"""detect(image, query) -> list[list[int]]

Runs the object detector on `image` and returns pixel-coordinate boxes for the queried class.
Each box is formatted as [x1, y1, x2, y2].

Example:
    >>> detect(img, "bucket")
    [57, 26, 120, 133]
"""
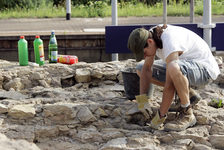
[121, 70, 140, 100]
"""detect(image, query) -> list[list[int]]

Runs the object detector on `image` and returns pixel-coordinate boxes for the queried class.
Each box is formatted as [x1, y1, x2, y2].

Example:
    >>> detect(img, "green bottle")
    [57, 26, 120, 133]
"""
[34, 35, 45, 66]
[48, 30, 58, 63]
[18, 36, 28, 66]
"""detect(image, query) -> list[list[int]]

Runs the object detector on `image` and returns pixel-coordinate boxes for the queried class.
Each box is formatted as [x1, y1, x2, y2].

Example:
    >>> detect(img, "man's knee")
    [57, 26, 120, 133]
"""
[167, 61, 182, 79]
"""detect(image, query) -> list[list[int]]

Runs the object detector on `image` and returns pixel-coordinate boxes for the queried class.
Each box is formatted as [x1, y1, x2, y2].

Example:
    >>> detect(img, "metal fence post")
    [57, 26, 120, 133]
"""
[198, 0, 216, 51]
[163, 0, 167, 24]
[111, 0, 118, 61]
[66, 0, 71, 20]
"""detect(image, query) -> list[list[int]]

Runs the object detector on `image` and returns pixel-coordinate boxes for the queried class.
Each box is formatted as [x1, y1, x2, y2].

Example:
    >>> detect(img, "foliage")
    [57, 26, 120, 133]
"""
[0, 0, 51, 10]
[52, 0, 66, 7]
[85, 1, 109, 17]
[0, 0, 223, 19]
[72, 0, 110, 6]
[0, 0, 192, 10]
[208, 98, 224, 108]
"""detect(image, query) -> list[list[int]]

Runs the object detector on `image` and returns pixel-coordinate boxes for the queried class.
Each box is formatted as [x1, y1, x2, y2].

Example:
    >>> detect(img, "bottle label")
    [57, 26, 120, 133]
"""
[58, 55, 70, 63]
[57, 55, 78, 64]
[40, 56, 44, 62]
[39, 44, 45, 62]
[51, 51, 58, 61]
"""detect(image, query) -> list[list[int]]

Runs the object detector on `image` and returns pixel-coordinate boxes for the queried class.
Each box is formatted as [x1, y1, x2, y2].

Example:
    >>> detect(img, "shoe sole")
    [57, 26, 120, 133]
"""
[164, 117, 197, 132]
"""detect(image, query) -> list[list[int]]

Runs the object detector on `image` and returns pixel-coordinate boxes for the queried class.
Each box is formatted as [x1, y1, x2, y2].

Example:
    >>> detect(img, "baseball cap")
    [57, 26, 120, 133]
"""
[127, 28, 149, 62]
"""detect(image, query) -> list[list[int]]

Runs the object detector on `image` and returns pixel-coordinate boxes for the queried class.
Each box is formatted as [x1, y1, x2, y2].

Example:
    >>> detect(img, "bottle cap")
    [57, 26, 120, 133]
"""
[35, 35, 40, 38]
[20, 36, 25, 39]
[51, 30, 55, 34]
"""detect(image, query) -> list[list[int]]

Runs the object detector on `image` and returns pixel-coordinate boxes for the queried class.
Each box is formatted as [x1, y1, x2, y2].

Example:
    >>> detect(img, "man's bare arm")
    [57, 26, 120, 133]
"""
[140, 56, 155, 94]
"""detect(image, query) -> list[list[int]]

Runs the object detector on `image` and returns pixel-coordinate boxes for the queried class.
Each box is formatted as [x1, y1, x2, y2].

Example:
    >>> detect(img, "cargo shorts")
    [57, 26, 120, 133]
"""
[136, 59, 212, 87]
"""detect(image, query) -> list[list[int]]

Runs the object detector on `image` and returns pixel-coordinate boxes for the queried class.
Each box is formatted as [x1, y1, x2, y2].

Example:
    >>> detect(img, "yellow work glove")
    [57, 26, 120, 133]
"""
[135, 94, 152, 119]
[150, 111, 166, 130]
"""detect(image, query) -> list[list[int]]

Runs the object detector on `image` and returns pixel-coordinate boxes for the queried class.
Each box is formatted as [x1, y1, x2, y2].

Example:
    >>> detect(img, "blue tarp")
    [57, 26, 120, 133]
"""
[106, 23, 224, 53]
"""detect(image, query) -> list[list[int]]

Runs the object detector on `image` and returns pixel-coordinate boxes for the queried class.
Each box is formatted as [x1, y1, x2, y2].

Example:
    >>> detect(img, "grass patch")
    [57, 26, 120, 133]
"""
[0, 7, 66, 19]
[208, 98, 224, 108]
[118, 3, 162, 17]
[0, 1, 223, 19]
[212, 1, 224, 15]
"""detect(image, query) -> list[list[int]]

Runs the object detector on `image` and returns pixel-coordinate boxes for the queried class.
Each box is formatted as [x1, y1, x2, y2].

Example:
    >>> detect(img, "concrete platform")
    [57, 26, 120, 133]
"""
[1, 16, 224, 36]
[0, 16, 224, 62]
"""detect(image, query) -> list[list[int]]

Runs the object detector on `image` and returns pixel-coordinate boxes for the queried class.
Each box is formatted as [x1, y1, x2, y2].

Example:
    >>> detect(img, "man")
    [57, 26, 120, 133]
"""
[127, 24, 220, 131]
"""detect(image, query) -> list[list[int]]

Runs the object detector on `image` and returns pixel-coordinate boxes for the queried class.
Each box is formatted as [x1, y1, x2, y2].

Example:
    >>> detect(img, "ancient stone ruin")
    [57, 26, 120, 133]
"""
[0, 58, 224, 150]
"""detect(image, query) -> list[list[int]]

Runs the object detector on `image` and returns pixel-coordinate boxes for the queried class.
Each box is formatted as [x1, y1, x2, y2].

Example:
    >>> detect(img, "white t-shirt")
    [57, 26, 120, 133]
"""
[156, 25, 220, 80]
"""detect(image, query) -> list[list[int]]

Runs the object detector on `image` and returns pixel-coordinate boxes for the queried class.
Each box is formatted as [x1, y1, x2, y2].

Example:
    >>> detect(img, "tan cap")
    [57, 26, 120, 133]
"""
[127, 28, 149, 62]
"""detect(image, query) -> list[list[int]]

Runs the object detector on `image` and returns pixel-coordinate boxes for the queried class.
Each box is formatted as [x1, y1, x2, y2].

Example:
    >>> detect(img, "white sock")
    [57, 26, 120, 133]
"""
[181, 102, 190, 108]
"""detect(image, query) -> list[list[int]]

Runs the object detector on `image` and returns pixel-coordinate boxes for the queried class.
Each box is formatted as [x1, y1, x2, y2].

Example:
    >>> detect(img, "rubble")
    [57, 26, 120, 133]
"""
[0, 58, 223, 150]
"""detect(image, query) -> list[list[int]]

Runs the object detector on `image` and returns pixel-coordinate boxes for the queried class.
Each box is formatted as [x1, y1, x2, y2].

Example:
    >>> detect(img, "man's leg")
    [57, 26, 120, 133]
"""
[163, 61, 196, 131]
[136, 60, 201, 106]
[166, 61, 189, 106]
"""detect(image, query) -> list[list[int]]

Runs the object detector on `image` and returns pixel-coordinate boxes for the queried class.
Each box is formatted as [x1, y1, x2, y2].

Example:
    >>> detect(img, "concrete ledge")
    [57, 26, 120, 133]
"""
[0, 31, 105, 36]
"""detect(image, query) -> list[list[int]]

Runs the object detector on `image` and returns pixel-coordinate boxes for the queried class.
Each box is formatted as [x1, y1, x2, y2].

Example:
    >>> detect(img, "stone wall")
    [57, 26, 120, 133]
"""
[0, 58, 224, 150]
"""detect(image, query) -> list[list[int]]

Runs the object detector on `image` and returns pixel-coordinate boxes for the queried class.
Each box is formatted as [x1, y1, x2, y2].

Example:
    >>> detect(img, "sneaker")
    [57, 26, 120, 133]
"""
[165, 106, 196, 131]
[169, 88, 201, 112]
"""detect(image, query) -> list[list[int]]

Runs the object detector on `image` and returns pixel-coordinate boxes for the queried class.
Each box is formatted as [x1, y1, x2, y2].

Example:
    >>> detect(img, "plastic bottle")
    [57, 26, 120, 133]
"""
[57, 55, 78, 65]
[48, 30, 58, 63]
[34, 35, 45, 66]
[18, 36, 28, 66]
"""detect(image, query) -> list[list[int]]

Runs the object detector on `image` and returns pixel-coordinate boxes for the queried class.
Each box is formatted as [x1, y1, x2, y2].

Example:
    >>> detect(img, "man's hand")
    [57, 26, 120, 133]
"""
[150, 111, 166, 130]
[135, 94, 153, 119]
